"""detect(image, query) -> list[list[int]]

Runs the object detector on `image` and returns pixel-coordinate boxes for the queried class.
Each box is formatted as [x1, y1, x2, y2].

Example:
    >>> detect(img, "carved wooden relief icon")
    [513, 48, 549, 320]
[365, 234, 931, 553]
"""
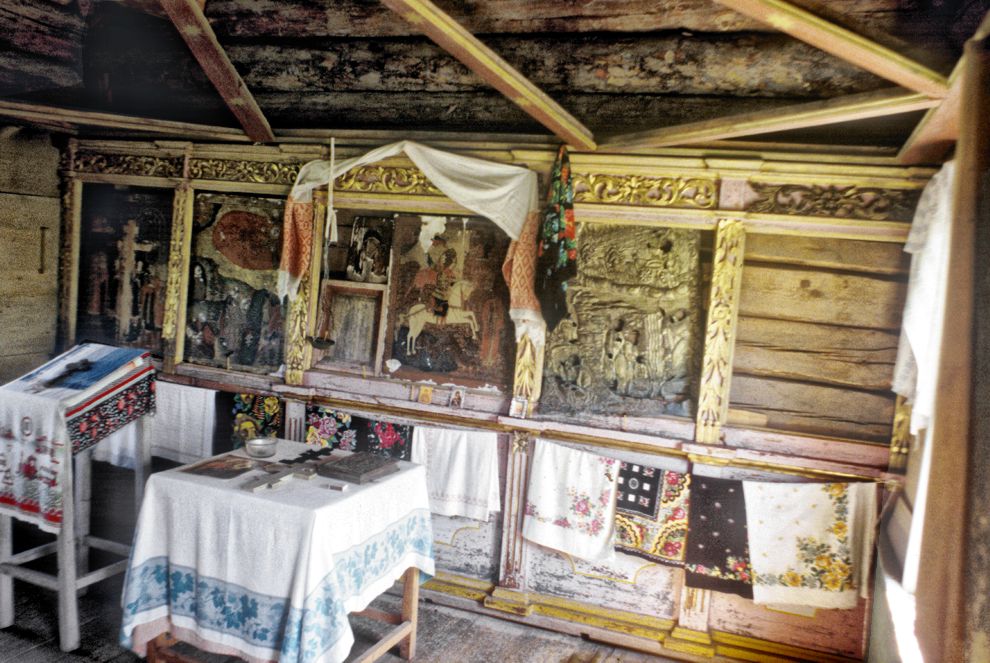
[184, 192, 285, 374]
[384, 214, 513, 386]
[540, 224, 702, 418]
[75, 184, 173, 355]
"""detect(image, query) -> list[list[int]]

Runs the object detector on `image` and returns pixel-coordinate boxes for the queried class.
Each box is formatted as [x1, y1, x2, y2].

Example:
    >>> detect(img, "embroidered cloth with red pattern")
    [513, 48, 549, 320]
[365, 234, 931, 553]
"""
[0, 343, 155, 531]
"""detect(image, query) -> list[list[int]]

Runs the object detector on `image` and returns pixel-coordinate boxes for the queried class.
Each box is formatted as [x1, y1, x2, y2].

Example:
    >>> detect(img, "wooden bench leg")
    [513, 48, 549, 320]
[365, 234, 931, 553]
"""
[0, 515, 12, 628]
[57, 459, 80, 652]
[399, 567, 419, 660]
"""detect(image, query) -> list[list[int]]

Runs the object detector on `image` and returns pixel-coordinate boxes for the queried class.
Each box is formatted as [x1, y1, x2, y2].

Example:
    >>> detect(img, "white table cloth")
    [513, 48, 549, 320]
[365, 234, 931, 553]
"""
[120, 441, 435, 663]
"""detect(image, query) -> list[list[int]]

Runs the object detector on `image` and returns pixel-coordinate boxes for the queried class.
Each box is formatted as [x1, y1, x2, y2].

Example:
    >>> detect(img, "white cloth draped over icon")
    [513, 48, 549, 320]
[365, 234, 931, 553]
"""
[411, 425, 501, 522]
[743, 481, 878, 609]
[522, 439, 619, 562]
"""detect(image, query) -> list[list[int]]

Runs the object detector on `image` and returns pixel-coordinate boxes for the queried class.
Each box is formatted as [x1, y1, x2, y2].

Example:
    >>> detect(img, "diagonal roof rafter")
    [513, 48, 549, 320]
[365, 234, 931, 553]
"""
[379, 0, 596, 150]
[158, 0, 275, 142]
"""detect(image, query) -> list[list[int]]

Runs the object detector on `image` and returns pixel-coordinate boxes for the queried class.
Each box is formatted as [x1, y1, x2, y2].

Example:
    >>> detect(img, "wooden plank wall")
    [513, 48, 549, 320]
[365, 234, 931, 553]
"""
[729, 234, 909, 443]
[0, 127, 60, 382]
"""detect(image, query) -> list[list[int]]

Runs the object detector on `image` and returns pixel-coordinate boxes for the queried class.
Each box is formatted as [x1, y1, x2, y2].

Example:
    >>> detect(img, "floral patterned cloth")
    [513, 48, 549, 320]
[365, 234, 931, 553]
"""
[121, 440, 434, 663]
[232, 393, 282, 447]
[743, 481, 877, 609]
[305, 406, 413, 460]
[535, 145, 577, 332]
[522, 439, 618, 562]
[684, 476, 753, 599]
[0, 344, 155, 532]
[614, 463, 690, 567]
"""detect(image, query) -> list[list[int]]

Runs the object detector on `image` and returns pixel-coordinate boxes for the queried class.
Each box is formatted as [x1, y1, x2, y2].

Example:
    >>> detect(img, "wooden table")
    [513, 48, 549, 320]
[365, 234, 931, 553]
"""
[122, 441, 434, 663]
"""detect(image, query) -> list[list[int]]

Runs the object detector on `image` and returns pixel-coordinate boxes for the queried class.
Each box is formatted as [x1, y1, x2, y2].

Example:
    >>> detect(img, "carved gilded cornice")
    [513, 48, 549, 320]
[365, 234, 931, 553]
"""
[746, 182, 921, 222]
[188, 158, 301, 185]
[572, 172, 718, 209]
[73, 152, 184, 178]
[335, 165, 443, 196]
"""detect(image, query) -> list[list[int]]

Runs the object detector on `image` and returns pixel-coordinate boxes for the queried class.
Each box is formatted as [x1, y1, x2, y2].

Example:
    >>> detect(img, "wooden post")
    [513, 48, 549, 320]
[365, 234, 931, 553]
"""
[134, 416, 151, 508]
[399, 567, 419, 659]
[57, 441, 80, 651]
[914, 29, 989, 663]
[73, 449, 92, 587]
[0, 515, 12, 628]
[485, 431, 534, 616]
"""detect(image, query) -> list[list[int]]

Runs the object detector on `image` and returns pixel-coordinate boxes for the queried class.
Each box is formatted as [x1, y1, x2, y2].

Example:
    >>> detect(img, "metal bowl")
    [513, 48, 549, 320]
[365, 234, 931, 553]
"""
[244, 437, 277, 458]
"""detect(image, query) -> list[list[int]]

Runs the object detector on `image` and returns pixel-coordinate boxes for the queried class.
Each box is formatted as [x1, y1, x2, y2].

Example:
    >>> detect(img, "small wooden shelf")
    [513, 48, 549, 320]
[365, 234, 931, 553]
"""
[324, 278, 387, 293]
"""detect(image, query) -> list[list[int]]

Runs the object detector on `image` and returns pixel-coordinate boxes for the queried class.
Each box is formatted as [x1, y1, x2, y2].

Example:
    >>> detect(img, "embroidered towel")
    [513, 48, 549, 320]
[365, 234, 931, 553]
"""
[307, 406, 414, 460]
[411, 426, 500, 521]
[522, 439, 618, 562]
[614, 462, 690, 566]
[148, 382, 216, 464]
[684, 476, 753, 599]
[743, 481, 878, 609]
[0, 389, 69, 532]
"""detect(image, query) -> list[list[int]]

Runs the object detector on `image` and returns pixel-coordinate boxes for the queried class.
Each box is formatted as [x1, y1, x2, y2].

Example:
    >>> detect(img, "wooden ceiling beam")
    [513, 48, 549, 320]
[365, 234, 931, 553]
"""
[600, 88, 938, 151]
[379, 0, 596, 150]
[0, 99, 250, 141]
[159, 0, 275, 142]
[713, 0, 950, 99]
[897, 59, 964, 164]
[898, 13, 990, 164]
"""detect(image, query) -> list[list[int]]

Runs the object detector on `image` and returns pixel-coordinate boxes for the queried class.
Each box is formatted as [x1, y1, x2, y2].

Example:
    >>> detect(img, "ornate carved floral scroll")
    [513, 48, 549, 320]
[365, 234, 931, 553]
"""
[334, 165, 444, 196]
[161, 184, 191, 357]
[540, 224, 702, 418]
[188, 158, 301, 185]
[572, 173, 718, 209]
[73, 152, 184, 179]
[745, 182, 921, 222]
[695, 219, 746, 445]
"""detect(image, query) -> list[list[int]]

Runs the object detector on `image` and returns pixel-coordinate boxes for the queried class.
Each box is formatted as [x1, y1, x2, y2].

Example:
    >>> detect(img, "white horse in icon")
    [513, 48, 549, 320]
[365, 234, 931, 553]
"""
[404, 280, 478, 355]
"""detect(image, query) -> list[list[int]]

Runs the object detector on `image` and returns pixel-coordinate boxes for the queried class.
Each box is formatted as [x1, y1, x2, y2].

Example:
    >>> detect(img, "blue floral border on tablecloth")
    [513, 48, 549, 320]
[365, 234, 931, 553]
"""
[120, 509, 433, 662]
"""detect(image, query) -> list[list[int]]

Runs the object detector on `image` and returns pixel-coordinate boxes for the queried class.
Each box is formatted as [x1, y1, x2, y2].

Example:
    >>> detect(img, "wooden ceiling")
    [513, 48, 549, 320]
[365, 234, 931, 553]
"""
[0, 0, 986, 161]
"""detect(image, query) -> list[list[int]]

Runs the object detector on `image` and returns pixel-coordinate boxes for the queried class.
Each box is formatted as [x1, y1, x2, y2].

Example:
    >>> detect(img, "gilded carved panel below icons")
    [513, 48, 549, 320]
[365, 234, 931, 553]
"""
[540, 224, 701, 418]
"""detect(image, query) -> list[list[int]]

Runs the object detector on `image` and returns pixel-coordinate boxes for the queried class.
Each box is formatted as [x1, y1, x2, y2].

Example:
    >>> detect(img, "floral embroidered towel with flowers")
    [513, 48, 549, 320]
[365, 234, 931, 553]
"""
[614, 462, 690, 566]
[522, 439, 618, 562]
[743, 481, 878, 609]
[684, 476, 753, 599]
[411, 426, 500, 521]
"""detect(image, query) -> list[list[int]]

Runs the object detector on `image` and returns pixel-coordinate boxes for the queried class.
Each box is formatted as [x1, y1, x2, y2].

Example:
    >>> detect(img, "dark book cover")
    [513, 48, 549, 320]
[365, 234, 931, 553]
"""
[317, 451, 399, 484]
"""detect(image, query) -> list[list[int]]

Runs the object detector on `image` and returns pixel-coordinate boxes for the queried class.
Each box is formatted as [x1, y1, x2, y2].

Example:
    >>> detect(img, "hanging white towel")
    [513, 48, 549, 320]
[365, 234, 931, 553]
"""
[92, 418, 141, 469]
[411, 426, 500, 521]
[522, 439, 618, 562]
[891, 161, 955, 435]
[93, 381, 216, 466]
[743, 481, 877, 609]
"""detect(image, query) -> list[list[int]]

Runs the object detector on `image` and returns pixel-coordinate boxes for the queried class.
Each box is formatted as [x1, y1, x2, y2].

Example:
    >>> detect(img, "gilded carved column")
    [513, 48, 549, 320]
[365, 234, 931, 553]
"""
[284, 191, 326, 386]
[694, 218, 746, 445]
[888, 395, 912, 472]
[668, 217, 746, 658]
[484, 431, 535, 615]
[161, 183, 194, 373]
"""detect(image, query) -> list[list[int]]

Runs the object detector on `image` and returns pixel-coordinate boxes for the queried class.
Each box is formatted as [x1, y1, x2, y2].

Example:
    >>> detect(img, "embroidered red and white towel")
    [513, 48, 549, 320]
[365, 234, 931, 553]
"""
[411, 426, 500, 521]
[743, 481, 878, 609]
[522, 439, 618, 562]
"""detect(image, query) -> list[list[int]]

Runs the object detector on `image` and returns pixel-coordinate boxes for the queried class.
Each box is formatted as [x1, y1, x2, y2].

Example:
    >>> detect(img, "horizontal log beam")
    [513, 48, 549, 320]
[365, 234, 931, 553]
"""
[201, 0, 972, 45]
[714, 0, 949, 98]
[600, 88, 938, 150]
[228, 34, 882, 98]
[159, 0, 275, 142]
[380, 0, 595, 149]
[0, 99, 248, 141]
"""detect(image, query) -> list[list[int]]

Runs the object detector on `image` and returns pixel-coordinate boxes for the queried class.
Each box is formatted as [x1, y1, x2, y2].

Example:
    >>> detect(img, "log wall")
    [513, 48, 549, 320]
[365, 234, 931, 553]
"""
[0, 127, 60, 382]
